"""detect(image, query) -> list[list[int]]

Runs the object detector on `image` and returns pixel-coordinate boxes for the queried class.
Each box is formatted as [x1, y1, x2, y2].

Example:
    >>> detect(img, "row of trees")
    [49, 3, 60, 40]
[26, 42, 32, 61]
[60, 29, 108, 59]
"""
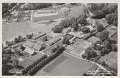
[27, 45, 65, 75]
[22, 55, 48, 75]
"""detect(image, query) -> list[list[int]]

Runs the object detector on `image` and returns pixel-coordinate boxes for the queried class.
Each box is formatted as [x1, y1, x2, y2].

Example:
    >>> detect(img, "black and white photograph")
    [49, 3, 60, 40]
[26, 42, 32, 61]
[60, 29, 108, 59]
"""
[2, 3, 118, 76]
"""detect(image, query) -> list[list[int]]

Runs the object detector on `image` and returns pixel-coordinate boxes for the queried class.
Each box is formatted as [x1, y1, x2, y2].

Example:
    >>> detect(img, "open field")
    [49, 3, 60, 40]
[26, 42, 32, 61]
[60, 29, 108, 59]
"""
[35, 53, 97, 76]
[2, 18, 64, 42]
[66, 5, 86, 19]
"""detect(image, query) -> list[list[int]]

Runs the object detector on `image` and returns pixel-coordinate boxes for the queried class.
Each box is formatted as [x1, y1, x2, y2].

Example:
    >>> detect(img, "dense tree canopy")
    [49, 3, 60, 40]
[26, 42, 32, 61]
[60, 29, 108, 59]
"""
[96, 23, 105, 32]
[84, 47, 97, 60]
[88, 3, 118, 19]
[62, 37, 70, 45]
[112, 44, 117, 52]
[77, 16, 87, 26]
[105, 13, 117, 26]
[71, 22, 79, 31]
[99, 30, 109, 41]
[52, 25, 63, 33]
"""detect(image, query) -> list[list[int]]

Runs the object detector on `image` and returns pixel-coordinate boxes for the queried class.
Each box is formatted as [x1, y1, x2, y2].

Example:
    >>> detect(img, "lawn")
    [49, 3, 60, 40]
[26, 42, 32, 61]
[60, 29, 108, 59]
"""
[73, 38, 92, 49]
[33, 14, 62, 22]
[35, 53, 97, 76]
[87, 36, 100, 43]
[66, 5, 86, 19]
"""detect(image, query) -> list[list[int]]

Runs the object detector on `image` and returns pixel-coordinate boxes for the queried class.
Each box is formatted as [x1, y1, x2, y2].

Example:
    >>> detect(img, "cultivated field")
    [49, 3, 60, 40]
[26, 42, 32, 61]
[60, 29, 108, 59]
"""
[35, 53, 97, 76]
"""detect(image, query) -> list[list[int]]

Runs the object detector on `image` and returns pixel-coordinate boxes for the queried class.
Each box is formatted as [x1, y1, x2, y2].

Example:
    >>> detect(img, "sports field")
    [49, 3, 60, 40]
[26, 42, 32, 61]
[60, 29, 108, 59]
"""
[35, 53, 97, 76]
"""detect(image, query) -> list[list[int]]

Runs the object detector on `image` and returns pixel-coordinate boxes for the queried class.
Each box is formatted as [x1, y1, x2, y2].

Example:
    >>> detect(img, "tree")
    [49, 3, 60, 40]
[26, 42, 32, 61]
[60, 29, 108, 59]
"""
[52, 25, 63, 33]
[96, 23, 104, 32]
[71, 22, 79, 31]
[105, 13, 117, 26]
[92, 42, 102, 51]
[59, 20, 66, 28]
[26, 33, 33, 39]
[84, 47, 97, 60]
[103, 39, 111, 49]
[51, 45, 59, 53]
[13, 60, 19, 68]
[100, 47, 111, 56]
[112, 44, 117, 52]
[62, 37, 70, 45]
[77, 16, 87, 26]
[42, 36, 48, 41]
[81, 27, 90, 34]
[14, 38, 19, 44]
[6, 41, 10, 46]
[99, 30, 109, 41]
[18, 35, 22, 42]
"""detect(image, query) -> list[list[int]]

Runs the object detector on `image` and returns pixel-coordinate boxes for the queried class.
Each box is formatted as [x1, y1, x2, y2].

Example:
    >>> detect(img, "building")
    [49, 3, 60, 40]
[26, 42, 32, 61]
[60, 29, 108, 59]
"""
[46, 36, 61, 46]
[23, 40, 44, 54]
[32, 32, 46, 40]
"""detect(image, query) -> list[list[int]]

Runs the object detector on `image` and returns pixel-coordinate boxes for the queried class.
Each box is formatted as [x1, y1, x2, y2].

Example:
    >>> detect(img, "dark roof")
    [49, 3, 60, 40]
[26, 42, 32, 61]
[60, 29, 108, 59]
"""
[32, 32, 46, 40]
[46, 36, 61, 46]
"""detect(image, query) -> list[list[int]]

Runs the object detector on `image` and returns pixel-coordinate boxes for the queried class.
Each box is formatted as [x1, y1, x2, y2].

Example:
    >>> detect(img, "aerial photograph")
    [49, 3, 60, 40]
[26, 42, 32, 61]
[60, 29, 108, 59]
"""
[2, 3, 118, 76]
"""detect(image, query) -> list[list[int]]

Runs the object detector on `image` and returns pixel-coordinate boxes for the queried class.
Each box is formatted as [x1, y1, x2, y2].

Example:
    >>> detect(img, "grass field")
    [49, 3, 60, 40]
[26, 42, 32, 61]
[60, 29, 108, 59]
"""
[66, 5, 86, 19]
[35, 53, 97, 76]
[2, 18, 63, 42]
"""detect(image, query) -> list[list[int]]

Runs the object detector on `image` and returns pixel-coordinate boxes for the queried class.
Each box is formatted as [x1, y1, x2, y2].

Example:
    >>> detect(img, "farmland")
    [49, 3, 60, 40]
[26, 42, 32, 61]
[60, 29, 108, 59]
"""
[35, 53, 97, 76]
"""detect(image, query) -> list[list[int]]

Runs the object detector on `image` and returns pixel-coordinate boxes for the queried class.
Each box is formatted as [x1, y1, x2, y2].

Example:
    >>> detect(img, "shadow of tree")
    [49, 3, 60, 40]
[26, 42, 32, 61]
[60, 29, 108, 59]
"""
[2, 64, 14, 76]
